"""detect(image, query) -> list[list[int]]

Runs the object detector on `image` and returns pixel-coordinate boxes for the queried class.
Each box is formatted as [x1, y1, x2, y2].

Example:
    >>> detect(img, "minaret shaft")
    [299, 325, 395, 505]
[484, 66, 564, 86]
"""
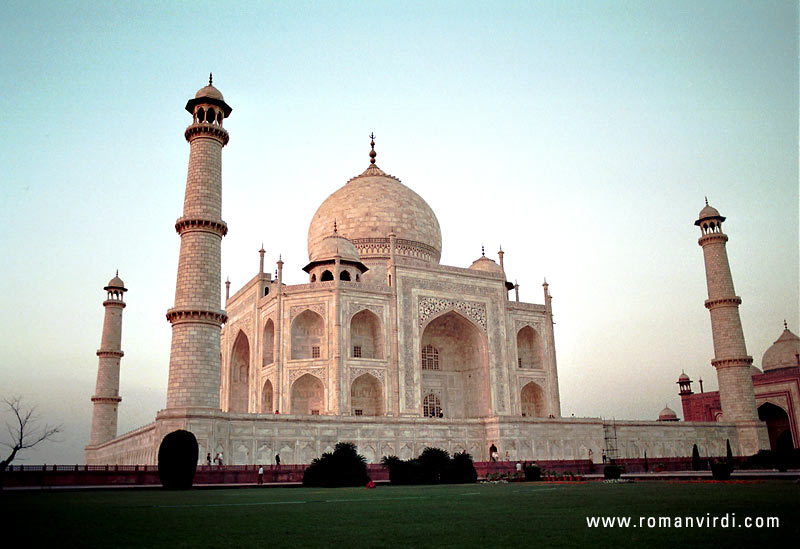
[166, 84, 231, 410]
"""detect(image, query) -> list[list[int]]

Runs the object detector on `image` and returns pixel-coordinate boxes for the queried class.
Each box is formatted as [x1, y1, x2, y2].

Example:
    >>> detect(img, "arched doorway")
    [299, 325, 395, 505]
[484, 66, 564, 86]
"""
[521, 381, 546, 417]
[229, 331, 250, 413]
[420, 311, 488, 418]
[291, 310, 325, 360]
[261, 379, 273, 413]
[350, 309, 383, 359]
[516, 326, 543, 369]
[291, 373, 324, 415]
[758, 402, 794, 451]
[351, 374, 384, 416]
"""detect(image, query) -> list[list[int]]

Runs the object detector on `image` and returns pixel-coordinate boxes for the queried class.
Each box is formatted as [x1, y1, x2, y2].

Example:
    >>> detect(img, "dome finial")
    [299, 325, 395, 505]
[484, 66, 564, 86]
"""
[704, 196, 708, 206]
[115, 269, 118, 277]
[334, 219, 338, 234]
[784, 319, 788, 330]
[481, 244, 485, 257]
[369, 132, 377, 165]
[209, 72, 213, 86]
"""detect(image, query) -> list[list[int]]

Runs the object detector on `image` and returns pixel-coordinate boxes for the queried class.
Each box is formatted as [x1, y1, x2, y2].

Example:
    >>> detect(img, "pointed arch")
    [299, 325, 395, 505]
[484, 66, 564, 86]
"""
[758, 402, 794, 451]
[262, 318, 275, 365]
[261, 379, 274, 413]
[351, 373, 384, 416]
[229, 330, 250, 413]
[517, 325, 543, 369]
[350, 309, 383, 359]
[521, 381, 546, 417]
[420, 310, 488, 418]
[291, 373, 325, 415]
[291, 309, 325, 360]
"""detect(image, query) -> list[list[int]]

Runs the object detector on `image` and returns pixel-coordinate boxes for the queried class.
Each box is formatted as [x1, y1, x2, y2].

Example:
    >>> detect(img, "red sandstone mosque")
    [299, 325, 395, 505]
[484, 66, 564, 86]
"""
[85, 80, 797, 465]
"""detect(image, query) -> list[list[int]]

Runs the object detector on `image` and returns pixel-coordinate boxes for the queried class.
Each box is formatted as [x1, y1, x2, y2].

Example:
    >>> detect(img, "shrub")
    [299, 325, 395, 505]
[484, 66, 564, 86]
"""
[302, 442, 369, 487]
[523, 464, 541, 482]
[442, 452, 477, 484]
[603, 465, 621, 480]
[418, 447, 451, 484]
[157, 429, 199, 490]
[711, 462, 732, 480]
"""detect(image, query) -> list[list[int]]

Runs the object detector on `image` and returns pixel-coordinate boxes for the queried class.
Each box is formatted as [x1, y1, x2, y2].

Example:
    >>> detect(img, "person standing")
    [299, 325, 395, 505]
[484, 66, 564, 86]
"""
[258, 465, 264, 485]
[275, 453, 281, 469]
[206, 452, 212, 467]
[489, 443, 498, 462]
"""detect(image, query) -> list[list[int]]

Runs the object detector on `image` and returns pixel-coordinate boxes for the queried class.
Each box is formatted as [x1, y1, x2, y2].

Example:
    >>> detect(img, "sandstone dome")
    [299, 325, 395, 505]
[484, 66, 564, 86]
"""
[105, 272, 125, 290]
[311, 231, 361, 263]
[308, 164, 442, 264]
[195, 84, 224, 101]
[761, 326, 800, 372]
[678, 372, 690, 382]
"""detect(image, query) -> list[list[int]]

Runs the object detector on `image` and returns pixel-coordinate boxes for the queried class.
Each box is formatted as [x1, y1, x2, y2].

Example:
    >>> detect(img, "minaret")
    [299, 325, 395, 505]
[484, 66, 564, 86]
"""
[165, 75, 232, 409]
[695, 200, 768, 453]
[89, 272, 127, 446]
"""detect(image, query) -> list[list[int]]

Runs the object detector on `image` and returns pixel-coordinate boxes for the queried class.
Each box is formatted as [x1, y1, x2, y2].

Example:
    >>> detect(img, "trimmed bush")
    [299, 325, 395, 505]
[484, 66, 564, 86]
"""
[302, 442, 369, 487]
[711, 462, 732, 480]
[382, 449, 477, 485]
[158, 429, 199, 490]
[523, 464, 541, 482]
[691, 444, 702, 471]
[603, 465, 621, 480]
[442, 452, 478, 484]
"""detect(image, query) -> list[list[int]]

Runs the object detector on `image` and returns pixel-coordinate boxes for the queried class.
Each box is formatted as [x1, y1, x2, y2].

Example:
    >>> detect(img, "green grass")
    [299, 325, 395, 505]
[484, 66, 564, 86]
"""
[2, 481, 797, 547]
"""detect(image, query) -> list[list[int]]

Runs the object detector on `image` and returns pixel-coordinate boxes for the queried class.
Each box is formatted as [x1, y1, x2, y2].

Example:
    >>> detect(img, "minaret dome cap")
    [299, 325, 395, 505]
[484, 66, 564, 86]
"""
[104, 273, 126, 291]
[185, 80, 232, 117]
[694, 202, 725, 226]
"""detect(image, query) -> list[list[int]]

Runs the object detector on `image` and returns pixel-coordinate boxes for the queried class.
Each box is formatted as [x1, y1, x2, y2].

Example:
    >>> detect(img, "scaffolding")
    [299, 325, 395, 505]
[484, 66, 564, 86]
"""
[603, 418, 619, 463]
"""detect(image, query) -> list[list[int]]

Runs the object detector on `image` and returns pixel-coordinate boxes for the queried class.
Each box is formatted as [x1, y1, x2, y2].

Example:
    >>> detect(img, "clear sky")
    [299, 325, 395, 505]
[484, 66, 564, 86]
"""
[1, 1, 797, 465]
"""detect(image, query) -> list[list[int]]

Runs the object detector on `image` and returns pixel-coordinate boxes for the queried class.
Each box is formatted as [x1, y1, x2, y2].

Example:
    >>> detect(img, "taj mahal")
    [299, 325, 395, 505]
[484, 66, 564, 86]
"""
[84, 79, 798, 466]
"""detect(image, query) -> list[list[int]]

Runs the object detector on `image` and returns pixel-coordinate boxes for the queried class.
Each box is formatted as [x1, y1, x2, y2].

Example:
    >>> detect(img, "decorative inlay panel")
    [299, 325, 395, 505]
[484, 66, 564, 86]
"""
[349, 367, 386, 385]
[287, 367, 327, 386]
[418, 297, 487, 332]
[348, 302, 385, 320]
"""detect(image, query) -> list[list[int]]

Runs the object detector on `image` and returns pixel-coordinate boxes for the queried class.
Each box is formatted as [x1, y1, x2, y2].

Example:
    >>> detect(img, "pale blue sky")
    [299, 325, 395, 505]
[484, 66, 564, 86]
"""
[1, 1, 797, 464]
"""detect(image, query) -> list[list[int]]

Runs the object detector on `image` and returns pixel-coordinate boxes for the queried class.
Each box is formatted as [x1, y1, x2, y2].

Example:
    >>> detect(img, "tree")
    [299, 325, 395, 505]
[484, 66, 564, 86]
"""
[1, 396, 62, 486]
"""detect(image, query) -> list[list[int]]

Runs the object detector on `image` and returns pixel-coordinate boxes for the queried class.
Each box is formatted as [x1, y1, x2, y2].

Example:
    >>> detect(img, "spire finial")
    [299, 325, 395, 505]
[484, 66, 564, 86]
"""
[209, 73, 213, 86]
[704, 196, 708, 206]
[481, 244, 485, 257]
[116, 269, 118, 277]
[334, 219, 338, 234]
[784, 319, 788, 330]
[369, 132, 376, 165]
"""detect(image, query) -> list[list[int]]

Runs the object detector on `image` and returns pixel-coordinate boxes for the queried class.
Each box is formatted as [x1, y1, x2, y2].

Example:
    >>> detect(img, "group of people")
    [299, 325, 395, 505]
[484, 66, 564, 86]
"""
[205, 452, 224, 467]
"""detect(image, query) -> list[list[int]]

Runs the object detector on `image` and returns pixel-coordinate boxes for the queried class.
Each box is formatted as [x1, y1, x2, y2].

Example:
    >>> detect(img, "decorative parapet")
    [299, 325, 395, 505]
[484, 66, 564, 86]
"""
[166, 308, 227, 326]
[174, 216, 228, 237]
[184, 123, 229, 144]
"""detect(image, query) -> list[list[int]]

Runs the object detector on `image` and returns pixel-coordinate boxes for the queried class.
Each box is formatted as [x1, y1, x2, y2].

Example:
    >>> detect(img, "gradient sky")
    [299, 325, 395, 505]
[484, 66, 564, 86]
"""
[1, 1, 797, 465]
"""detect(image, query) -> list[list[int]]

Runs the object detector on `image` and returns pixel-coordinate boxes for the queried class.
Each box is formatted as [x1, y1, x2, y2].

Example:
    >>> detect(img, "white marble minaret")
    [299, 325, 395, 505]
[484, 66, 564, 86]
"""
[165, 75, 232, 409]
[89, 272, 127, 446]
[695, 200, 768, 454]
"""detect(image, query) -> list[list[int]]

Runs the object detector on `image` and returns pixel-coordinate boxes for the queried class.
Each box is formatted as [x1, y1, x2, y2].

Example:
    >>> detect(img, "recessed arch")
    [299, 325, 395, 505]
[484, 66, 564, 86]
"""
[261, 379, 273, 413]
[517, 325, 543, 369]
[229, 330, 250, 413]
[521, 381, 546, 417]
[291, 373, 324, 415]
[340, 270, 351, 281]
[420, 310, 488, 418]
[320, 270, 334, 281]
[758, 402, 794, 451]
[262, 319, 275, 365]
[350, 309, 383, 359]
[351, 373, 384, 416]
[291, 309, 325, 360]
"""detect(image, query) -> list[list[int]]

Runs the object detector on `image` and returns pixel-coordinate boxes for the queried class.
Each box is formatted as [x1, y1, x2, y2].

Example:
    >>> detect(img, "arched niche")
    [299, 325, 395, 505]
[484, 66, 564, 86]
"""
[351, 373, 384, 416]
[291, 310, 325, 360]
[517, 326, 543, 369]
[320, 270, 334, 281]
[263, 319, 275, 365]
[350, 309, 383, 359]
[291, 373, 324, 415]
[521, 381, 546, 417]
[229, 330, 250, 413]
[758, 402, 794, 451]
[420, 311, 488, 418]
[261, 379, 273, 413]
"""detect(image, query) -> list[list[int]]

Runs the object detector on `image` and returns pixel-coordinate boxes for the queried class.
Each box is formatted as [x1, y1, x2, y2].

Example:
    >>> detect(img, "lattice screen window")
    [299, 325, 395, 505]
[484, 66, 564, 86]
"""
[518, 357, 523, 368]
[312, 346, 320, 358]
[423, 393, 442, 417]
[311, 409, 320, 415]
[354, 409, 363, 416]
[353, 345, 362, 358]
[422, 344, 439, 370]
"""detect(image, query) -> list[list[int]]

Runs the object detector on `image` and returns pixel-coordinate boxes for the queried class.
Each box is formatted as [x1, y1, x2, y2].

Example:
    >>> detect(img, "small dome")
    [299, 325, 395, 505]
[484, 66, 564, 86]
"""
[104, 272, 126, 291]
[761, 326, 800, 372]
[469, 255, 503, 273]
[658, 406, 679, 421]
[311, 232, 361, 263]
[195, 84, 224, 101]
[678, 372, 690, 382]
[698, 204, 721, 219]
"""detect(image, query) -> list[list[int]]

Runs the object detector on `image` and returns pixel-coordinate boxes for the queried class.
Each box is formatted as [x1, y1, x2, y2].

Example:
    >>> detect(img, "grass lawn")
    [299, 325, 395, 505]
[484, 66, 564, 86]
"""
[2, 481, 797, 547]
